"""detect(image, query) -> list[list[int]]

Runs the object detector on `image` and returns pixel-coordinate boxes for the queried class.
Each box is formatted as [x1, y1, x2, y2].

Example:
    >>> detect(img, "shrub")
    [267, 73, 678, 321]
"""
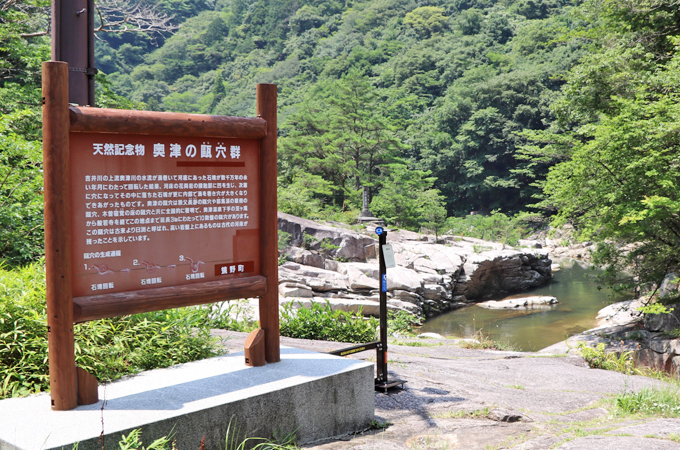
[0, 262, 222, 399]
[576, 342, 639, 375]
[279, 301, 378, 343]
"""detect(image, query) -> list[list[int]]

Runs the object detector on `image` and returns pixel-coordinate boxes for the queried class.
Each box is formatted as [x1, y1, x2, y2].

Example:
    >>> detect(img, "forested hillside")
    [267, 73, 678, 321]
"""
[3, 0, 680, 296]
[100, 0, 583, 220]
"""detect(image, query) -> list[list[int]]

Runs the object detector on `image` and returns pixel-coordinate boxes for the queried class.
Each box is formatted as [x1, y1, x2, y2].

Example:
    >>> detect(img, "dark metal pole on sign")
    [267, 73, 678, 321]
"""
[376, 230, 388, 383]
[374, 227, 406, 393]
[51, 0, 96, 106]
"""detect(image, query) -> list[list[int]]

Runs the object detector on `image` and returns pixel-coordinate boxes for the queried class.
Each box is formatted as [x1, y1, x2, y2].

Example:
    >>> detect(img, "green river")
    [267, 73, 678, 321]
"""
[418, 261, 629, 351]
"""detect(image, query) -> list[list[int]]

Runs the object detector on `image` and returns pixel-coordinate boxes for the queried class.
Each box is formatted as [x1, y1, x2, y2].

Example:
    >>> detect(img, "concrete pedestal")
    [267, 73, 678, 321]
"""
[0, 347, 374, 450]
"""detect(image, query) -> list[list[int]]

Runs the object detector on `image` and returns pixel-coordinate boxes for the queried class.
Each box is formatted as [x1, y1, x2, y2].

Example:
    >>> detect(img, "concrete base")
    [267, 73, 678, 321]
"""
[0, 347, 374, 450]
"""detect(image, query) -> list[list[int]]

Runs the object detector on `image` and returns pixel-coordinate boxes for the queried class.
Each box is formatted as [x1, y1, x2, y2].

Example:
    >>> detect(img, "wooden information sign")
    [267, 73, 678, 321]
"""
[42, 61, 280, 410]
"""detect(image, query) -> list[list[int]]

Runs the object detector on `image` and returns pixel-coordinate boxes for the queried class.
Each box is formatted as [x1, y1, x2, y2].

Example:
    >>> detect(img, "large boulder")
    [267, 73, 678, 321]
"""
[386, 266, 423, 291]
[339, 262, 379, 290]
[461, 251, 552, 299]
[285, 247, 325, 269]
[280, 261, 349, 292]
[278, 212, 377, 261]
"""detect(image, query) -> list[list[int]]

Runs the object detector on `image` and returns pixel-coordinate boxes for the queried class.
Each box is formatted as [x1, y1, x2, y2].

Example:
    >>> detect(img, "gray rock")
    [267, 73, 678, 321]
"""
[659, 273, 680, 299]
[477, 295, 557, 309]
[278, 212, 376, 261]
[340, 262, 379, 290]
[285, 247, 325, 268]
[417, 332, 444, 339]
[386, 265, 422, 291]
[419, 283, 446, 301]
[463, 251, 552, 299]
[278, 282, 313, 298]
[644, 304, 680, 332]
[391, 289, 422, 304]
[487, 408, 531, 422]
[596, 298, 644, 327]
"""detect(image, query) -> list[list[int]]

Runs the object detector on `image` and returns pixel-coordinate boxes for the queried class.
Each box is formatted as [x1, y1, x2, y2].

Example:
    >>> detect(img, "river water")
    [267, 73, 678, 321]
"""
[418, 261, 629, 351]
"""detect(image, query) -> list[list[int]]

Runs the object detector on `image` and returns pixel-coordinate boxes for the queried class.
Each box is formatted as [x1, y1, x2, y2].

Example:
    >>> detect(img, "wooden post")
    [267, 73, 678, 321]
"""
[42, 61, 78, 410]
[256, 84, 280, 363]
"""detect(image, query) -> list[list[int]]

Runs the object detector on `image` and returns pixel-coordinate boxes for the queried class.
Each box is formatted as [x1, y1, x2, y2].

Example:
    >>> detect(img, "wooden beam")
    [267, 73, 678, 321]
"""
[256, 84, 280, 364]
[73, 276, 267, 323]
[43, 61, 78, 411]
[69, 106, 268, 139]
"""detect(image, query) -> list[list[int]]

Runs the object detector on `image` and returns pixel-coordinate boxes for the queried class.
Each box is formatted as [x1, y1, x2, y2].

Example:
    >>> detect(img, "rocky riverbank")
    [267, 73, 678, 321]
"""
[277, 212, 552, 319]
[542, 273, 680, 376]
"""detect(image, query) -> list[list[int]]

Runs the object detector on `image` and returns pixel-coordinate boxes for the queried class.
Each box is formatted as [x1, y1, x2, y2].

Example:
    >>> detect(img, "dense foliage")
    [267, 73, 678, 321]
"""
[526, 0, 680, 291]
[0, 0, 138, 266]
[280, 301, 379, 343]
[100, 0, 584, 225]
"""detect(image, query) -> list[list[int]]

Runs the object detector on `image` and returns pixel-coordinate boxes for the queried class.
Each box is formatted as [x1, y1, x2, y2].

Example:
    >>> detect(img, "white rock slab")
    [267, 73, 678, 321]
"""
[477, 296, 558, 309]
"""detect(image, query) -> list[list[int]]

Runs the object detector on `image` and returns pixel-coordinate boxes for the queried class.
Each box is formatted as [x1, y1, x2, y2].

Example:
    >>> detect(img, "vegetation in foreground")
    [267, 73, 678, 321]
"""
[0, 263, 222, 400]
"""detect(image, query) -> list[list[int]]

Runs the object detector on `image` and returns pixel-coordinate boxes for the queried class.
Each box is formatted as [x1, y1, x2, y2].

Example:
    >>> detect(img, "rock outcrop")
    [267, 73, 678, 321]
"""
[277, 213, 552, 318]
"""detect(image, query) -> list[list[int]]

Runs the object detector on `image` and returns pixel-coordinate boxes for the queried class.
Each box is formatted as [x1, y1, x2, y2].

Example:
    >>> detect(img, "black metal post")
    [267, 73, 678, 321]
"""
[376, 231, 388, 383]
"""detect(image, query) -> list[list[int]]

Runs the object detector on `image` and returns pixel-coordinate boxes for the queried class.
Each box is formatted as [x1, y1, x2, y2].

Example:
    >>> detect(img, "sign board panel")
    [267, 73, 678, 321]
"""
[382, 244, 396, 269]
[70, 133, 261, 298]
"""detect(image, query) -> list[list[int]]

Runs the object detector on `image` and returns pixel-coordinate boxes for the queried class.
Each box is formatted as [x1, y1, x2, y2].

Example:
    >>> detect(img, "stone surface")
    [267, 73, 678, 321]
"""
[0, 347, 374, 450]
[596, 298, 645, 327]
[477, 295, 558, 309]
[278, 212, 376, 262]
[487, 408, 530, 423]
[215, 332, 680, 450]
[278, 282, 313, 298]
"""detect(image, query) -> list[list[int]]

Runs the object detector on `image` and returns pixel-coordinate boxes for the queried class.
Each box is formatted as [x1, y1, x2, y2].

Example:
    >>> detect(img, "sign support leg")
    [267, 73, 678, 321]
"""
[43, 61, 78, 410]
[256, 84, 280, 363]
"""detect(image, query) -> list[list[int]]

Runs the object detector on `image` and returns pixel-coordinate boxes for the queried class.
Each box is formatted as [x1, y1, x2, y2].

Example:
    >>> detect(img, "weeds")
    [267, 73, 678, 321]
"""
[614, 386, 680, 418]
[457, 330, 521, 352]
[387, 310, 419, 336]
[117, 429, 174, 450]
[208, 300, 259, 333]
[431, 406, 492, 419]
[576, 342, 639, 375]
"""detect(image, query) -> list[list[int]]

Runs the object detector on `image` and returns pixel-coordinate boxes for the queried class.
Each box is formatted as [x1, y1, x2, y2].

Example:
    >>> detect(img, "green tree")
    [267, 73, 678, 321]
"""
[209, 71, 227, 113]
[279, 69, 403, 209]
[403, 6, 447, 37]
[534, 0, 680, 291]
[370, 164, 446, 230]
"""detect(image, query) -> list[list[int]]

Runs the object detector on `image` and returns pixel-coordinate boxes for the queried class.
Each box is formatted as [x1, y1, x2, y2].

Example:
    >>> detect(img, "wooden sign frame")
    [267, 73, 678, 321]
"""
[42, 61, 280, 410]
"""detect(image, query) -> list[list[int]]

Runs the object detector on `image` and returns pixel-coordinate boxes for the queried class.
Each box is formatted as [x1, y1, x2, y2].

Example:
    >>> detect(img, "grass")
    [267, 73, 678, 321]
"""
[613, 385, 680, 418]
[431, 406, 493, 419]
[505, 384, 525, 390]
[389, 339, 442, 347]
[456, 330, 522, 352]
[208, 300, 259, 333]
[82, 420, 300, 450]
